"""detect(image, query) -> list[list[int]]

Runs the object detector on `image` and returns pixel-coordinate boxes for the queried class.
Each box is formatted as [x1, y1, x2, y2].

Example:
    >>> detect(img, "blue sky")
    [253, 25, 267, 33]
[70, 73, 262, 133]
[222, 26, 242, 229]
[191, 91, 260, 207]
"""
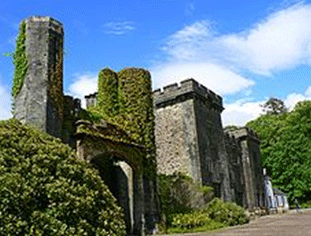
[1, 0, 311, 126]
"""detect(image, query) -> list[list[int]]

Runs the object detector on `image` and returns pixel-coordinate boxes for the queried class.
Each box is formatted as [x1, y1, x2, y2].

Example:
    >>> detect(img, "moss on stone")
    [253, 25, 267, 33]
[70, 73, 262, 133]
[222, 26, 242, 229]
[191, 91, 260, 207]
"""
[48, 35, 64, 119]
[12, 20, 28, 98]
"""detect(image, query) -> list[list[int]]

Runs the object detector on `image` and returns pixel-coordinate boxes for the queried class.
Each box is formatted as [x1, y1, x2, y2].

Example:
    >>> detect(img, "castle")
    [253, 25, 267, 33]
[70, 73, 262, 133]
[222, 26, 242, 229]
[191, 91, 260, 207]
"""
[153, 80, 264, 209]
[13, 16, 265, 235]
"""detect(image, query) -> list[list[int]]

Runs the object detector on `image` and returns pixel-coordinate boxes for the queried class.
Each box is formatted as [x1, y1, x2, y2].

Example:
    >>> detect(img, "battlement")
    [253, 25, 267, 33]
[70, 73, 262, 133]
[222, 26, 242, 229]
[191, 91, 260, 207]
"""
[85, 92, 98, 108]
[226, 127, 260, 143]
[153, 78, 223, 110]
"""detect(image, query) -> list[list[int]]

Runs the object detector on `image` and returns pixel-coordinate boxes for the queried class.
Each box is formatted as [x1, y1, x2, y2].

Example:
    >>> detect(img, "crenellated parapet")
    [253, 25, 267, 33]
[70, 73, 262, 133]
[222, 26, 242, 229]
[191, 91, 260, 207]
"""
[226, 127, 260, 144]
[85, 92, 98, 108]
[153, 79, 223, 111]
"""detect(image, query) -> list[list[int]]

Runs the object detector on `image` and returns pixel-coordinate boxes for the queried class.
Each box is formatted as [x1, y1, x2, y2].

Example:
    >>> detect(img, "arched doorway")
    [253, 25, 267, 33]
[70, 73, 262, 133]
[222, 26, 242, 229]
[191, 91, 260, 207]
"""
[91, 153, 134, 233]
[75, 120, 146, 235]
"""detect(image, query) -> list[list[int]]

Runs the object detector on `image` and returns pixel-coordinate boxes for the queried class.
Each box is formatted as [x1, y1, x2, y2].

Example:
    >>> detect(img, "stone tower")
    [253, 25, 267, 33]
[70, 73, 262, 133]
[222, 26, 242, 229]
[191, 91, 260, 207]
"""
[14, 16, 64, 138]
[154, 79, 232, 201]
[226, 128, 265, 209]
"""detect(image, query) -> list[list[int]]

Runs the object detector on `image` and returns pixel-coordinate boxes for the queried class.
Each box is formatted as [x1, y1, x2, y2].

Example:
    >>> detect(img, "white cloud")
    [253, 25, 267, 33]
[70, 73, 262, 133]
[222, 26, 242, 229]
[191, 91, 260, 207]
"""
[0, 82, 12, 120]
[220, 3, 311, 74]
[284, 86, 311, 110]
[68, 73, 98, 108]
[154, 3, 311, 92]
[305, 86, 311, 97]
[222, 85, 311, 126]
[222, 99, 263, 126]
[151, 62, 254, 95]
[104, 21, 135, 35]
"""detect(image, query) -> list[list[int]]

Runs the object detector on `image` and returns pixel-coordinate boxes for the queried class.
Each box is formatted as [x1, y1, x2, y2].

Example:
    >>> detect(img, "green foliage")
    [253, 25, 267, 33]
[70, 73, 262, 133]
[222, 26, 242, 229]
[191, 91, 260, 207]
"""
[158, 173, 214, 226]
[205, 198, 249, 226]
[261, 97, 287, 115]
[163, 197, 248, 234]
[97, 68, 119, 117]
[170, 211, 225, 233]
[2, 52, 14, 57]
[172, 211, 213, 229]
[0, 119, 126, 236]
[247, 100, 311, 204]
[12, 21, 28, 98]
[120, 69, 156, 176]
[48, 36, 63, 118]
[87, 67, 156, 177]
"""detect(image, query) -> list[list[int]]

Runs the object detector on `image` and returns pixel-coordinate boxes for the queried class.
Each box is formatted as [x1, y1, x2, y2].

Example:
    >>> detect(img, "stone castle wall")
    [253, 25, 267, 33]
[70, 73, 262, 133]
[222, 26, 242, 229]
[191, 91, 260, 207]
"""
[225, 128, 264, 209]
[154, 80, 265, 207]
[154, 79, 232, 201]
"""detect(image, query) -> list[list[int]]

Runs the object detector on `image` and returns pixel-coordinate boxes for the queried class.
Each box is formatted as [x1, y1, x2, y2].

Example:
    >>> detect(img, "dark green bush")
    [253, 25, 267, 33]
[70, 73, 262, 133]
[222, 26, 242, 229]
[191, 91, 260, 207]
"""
[0, 119, 126, 236]
[158, 172, 215, 232]
[205, 198, 249, 226]
[158, 173, 210, 216]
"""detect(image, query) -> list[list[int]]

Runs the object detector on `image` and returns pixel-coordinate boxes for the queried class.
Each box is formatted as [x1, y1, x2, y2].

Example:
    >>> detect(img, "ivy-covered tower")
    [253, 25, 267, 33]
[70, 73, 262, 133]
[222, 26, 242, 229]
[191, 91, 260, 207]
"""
[13, 16, 64, 138]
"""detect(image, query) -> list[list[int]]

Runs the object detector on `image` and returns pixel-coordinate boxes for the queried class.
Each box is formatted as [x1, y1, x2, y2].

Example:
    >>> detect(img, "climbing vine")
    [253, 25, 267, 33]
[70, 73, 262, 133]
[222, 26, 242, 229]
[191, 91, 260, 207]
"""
[85, 67, 156, 177]
[48, 33, 63, 119]
[97, 68, 119, 117]
[12, 20, 28, 98]
[118, 68, 156, 176]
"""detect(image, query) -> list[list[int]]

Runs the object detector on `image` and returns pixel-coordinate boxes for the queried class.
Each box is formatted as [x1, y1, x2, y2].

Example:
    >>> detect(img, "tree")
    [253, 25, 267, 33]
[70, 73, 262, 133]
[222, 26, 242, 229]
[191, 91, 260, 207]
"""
[0, 119, 126, 236]
[247, 101, 311, 204]
[261, 97, 287, 115]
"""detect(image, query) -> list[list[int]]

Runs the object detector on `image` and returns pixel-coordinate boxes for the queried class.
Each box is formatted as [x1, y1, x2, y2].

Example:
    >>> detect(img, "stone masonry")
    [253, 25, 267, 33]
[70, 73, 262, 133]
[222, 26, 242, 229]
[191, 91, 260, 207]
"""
[154, 79, 265, 209]
[225, 128, 265, 209]
[153, 79, 232, 201]
[14, 16, 64, 139]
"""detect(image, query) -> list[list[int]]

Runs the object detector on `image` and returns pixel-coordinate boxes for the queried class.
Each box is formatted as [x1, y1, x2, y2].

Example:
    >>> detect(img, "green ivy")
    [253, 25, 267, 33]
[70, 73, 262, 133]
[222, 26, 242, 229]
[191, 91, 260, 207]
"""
[97, 68, 119, 117]
[86, 67, 157, 177]
[48, 35, 63, 118]
[117, 68, 156, 177]
[0, 119, 126, 235]
[12, 21, 28, 98]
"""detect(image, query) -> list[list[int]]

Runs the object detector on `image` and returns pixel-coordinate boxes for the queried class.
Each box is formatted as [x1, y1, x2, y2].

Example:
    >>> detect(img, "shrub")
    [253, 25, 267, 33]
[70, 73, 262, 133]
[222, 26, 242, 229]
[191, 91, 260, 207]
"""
[0, 119, 126, 236]
[205, 198, 249, 226]
[172, 211, 212, 229]
[158, 173, 213, 217]
[167, 211, 225, 234]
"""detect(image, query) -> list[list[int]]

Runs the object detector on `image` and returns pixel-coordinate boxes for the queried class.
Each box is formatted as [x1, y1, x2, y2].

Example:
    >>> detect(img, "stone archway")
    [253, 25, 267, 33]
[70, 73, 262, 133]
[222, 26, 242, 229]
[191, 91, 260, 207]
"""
[91, 152, 135, 233]
[75, 120, 146, 235]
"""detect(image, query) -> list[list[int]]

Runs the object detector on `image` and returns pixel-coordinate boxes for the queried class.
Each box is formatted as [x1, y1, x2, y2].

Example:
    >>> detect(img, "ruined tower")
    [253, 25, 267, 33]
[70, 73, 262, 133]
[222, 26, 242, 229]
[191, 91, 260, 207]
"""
[154, 79, 232, 201]
[14, 16, 64, 138]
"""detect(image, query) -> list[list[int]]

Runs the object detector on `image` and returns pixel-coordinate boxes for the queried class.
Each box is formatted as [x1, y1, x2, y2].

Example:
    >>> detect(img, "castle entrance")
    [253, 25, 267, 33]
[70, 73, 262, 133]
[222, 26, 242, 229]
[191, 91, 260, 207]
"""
[91, 154, 134, 233]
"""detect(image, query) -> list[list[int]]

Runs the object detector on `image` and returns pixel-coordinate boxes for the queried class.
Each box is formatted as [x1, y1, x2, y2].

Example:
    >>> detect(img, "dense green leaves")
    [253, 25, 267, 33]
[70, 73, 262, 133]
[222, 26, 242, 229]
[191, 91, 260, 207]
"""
[87, 67, 156, 177]
[97, 68, 119, 117]
[247, 100, 311, 204]
[0, 119, 126, 236]
[159, 176, 248, 234]
[205, 198, 249, 226]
